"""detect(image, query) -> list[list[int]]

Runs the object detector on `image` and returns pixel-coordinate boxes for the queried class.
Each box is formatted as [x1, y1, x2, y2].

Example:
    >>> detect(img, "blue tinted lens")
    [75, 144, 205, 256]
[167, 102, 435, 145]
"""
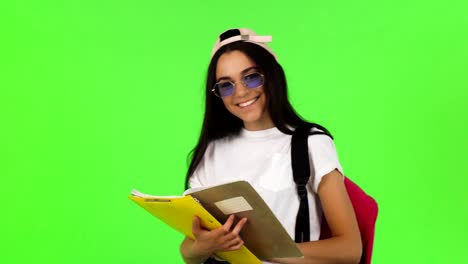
[216, 82, 234, 97]
[243, 73, 264, 88]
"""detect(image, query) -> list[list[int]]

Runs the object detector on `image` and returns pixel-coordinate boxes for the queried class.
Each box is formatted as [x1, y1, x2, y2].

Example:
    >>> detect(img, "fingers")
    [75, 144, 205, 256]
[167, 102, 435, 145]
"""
[225, 237, 244, 250]
[221, 215, 247, 234]
[192, 214, 248, 253]
[219, 216, 247, 251]
[222, 214, 235, 232]
[219, 216, 247, 242]
[212, 215, 234, 237]
[231, 217, 248, 235]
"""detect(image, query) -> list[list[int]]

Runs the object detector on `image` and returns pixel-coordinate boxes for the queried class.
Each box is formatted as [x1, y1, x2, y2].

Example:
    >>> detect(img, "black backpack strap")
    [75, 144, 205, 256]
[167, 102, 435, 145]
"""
[291, 124, 330, 243]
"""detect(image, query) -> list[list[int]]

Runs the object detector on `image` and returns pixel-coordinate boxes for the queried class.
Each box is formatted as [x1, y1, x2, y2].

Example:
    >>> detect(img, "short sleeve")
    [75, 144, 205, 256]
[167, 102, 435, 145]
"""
[308, 134, 344, 193]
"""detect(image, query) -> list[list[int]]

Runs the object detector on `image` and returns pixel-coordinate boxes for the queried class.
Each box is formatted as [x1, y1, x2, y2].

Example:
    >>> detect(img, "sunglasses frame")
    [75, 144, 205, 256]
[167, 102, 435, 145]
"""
[211, 72, 265, 97]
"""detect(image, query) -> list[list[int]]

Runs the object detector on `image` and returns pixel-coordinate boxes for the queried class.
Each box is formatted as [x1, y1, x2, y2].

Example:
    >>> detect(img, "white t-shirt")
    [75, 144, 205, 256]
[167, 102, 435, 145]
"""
[189, 126, 344, 263]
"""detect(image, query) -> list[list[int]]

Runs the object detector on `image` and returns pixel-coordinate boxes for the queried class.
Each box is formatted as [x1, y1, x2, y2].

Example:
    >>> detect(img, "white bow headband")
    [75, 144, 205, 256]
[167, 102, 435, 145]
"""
[210, 28, 278, 61]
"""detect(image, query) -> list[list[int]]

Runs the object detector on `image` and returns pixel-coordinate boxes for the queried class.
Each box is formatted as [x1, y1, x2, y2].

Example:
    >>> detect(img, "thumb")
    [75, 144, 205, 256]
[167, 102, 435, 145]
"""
[191, 216, 202, 236]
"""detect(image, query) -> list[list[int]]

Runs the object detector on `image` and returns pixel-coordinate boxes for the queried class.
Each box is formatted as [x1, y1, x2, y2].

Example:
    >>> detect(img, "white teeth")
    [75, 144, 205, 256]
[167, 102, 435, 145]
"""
[238, 97, 258, 107]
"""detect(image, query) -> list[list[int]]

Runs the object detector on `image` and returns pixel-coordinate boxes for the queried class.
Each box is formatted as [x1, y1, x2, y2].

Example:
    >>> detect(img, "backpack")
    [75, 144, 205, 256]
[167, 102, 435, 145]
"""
[291, 124, 378, 264]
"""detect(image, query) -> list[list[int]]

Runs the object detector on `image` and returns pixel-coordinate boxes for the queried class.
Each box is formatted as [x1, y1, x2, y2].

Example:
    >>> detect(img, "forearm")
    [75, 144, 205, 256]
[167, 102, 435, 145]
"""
[180, 237, 211, 264]
[272, 236, 361, 264]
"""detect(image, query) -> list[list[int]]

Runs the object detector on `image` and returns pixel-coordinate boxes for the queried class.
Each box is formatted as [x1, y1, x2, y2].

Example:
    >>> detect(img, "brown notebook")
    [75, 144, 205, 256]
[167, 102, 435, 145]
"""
[185, 180, 303, 260]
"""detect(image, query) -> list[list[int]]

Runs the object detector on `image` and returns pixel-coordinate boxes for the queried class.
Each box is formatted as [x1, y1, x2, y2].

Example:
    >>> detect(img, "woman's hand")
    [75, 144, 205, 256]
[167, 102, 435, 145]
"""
[190, 214, 248, 257]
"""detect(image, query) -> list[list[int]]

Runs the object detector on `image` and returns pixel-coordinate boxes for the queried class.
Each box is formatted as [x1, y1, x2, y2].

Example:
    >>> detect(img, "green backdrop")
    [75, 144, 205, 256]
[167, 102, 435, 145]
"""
[2, 0, 467, 263]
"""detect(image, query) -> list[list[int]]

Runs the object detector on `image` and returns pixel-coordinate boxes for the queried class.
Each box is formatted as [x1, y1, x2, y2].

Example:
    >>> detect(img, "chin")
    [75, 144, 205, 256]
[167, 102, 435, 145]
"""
[238, 112, 263, 123]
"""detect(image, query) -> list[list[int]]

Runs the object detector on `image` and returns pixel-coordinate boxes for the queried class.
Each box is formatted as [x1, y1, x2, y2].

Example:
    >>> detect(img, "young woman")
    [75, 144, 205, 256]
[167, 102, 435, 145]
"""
[180, 28, 362, 264]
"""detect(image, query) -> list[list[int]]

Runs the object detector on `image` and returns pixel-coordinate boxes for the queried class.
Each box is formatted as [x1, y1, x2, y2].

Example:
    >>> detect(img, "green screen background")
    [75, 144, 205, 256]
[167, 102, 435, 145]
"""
[2, 0, 467, 263]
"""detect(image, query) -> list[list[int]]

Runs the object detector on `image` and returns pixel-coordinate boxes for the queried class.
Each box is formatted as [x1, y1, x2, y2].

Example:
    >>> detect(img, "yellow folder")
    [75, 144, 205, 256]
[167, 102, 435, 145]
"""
[129, 192, 262, 264]
[130, 181, 303, 263]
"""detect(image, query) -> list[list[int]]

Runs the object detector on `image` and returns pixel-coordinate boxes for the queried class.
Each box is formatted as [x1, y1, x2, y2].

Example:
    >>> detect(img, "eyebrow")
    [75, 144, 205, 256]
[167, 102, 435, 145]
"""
[217, 66, 260, 82]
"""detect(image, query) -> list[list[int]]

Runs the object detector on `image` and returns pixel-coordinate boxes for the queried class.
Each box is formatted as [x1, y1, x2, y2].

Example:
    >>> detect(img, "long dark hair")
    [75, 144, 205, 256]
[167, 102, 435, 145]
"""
[184, 41, 331, 189]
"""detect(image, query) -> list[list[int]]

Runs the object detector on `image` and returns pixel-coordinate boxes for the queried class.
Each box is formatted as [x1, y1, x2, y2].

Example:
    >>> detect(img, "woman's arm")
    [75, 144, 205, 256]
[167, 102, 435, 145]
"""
[180, 236, 211, 264]
[180, 215, 248, 264]
[271, 169, 362, 264]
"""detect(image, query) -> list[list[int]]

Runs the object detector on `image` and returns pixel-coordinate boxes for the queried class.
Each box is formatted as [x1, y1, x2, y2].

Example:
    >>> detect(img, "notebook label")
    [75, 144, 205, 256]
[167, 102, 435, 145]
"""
[214, 196, 253, 215]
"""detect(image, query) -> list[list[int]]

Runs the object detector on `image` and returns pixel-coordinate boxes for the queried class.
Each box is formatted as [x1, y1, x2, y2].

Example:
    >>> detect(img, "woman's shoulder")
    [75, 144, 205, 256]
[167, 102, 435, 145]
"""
[307, 127, 334, 140]
[304, 126, 340, 164]
[307, 131, 336, 154]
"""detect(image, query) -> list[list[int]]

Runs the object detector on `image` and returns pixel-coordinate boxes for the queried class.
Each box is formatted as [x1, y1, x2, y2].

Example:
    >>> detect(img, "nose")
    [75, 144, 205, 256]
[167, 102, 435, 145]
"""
[232, 79, 249, 97]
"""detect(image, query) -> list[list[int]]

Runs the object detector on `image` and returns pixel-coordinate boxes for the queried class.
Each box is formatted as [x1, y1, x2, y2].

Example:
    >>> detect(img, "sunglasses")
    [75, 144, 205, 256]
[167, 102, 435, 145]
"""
[212, 72, 265, 97]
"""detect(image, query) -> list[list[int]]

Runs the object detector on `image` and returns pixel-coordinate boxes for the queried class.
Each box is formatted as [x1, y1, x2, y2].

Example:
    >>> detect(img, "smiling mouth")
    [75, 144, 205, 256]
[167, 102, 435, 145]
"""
[237, 97, 259, 108]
